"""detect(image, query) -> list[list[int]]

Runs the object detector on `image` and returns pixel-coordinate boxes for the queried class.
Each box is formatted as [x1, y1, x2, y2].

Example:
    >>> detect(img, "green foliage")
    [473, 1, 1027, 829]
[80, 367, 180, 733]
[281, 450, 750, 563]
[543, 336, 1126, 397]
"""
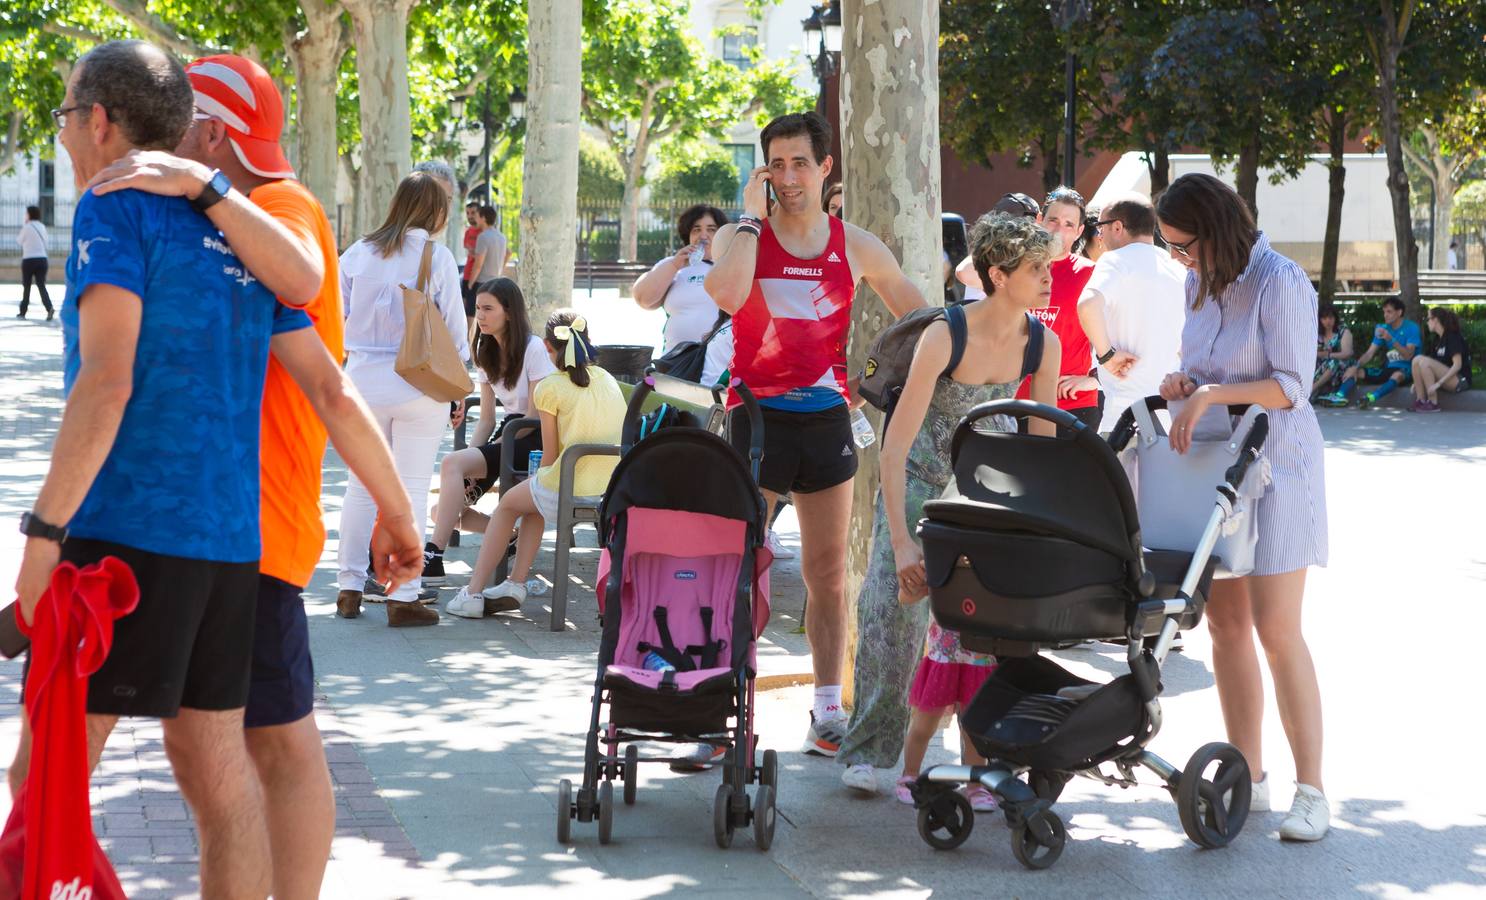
[649, 139, 738, 205]
[940, 0, 1078, 188]
[1455, 181, 1486, 223]
[579, 132, 625, 202]
[580, 0, 810, 179]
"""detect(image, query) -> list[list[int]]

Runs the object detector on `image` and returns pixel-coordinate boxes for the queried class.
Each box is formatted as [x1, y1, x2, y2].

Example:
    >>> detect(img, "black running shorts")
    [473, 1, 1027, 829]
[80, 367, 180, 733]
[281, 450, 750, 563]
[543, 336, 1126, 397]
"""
[728, 403, 857, 496]
[59, 537, 259, 718]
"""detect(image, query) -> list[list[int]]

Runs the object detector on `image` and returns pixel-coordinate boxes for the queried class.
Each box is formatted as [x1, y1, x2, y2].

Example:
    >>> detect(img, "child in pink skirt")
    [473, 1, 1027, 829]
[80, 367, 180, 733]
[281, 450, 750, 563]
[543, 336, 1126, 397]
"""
[895, 620, 998, 810]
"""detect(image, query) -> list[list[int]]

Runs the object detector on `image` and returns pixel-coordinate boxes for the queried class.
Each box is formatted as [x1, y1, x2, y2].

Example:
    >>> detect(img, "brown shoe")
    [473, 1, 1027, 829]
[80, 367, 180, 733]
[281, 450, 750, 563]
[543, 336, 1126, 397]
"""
[336, 590, 363, 619]
[387, 600, 439, 627]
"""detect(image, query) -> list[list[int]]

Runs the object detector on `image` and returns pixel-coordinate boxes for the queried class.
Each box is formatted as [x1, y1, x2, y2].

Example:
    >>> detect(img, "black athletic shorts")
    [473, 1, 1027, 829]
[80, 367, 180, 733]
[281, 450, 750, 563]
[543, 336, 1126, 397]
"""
[728, 403, 857, 496]
[1016, 402, 1102, 435]
[461, 280, 477, 318]
[244, 575, 314, 729]
[58, 537, 259, 718]
[464, 414, 543, 504]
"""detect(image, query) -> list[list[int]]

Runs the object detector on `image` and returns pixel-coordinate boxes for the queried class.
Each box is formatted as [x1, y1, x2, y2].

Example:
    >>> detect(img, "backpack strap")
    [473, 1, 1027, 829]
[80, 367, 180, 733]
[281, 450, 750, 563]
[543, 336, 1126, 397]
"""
[1019, 312, 1045, 381]
[941, 303, 969, 380]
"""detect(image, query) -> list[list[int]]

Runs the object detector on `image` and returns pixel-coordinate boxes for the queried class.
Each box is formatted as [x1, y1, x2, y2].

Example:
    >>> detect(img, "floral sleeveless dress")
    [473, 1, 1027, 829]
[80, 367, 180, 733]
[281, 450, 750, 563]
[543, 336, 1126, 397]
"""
[837, 373, 1020, 768]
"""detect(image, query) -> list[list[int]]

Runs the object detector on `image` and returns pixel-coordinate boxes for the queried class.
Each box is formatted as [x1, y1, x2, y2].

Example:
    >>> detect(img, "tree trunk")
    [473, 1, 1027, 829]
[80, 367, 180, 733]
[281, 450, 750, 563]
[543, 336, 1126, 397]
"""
[1320, 109, 1347, 305]
[1235, 137, 1260, 221]
[343, 0, 416, 234]
[1147, 146, 1171, 199]
[840, 0, 941, 706]
[1040, 132, 1061, 192]
[290, 0, 348, 213]
[1371, 3, 1420, 317]
[520, 0, 582, 325]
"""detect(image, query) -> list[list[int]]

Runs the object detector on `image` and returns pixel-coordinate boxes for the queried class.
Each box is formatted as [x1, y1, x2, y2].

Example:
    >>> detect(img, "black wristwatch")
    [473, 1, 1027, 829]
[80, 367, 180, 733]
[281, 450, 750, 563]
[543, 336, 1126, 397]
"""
[1097, 346, 1117, 365]
[190, 169, 232, 214]
[19, 512, 68, 544]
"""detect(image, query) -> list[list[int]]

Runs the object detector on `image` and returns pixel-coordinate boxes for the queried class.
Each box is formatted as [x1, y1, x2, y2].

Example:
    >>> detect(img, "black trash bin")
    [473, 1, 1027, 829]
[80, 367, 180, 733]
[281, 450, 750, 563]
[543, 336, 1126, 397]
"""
[594, 344, 655, 384]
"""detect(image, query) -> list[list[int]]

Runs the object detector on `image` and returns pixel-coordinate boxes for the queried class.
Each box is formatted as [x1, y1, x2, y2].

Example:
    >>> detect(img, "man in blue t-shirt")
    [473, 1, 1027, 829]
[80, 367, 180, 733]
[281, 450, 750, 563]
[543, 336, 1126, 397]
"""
[11, 40, 326, 895]
[1320, 295, 1421, 409]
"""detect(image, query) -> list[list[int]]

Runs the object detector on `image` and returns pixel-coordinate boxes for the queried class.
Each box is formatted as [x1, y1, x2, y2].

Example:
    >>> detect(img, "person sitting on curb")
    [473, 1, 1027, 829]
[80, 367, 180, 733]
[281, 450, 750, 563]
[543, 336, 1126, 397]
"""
[1319, 296, 1419, 409]
[1409, 307, 1473, 412]
[1312, 304, 1353, 401]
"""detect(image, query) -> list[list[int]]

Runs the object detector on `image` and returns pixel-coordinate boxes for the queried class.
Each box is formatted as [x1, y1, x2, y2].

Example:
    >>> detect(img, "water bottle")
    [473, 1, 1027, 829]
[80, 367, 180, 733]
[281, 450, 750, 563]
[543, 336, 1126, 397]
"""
[689, 238, 708, 267]
[525, 579, 549, 597]
[643, 652, 676, 673]
[527, 449, 543, 474]
[850, 407, 876, 449]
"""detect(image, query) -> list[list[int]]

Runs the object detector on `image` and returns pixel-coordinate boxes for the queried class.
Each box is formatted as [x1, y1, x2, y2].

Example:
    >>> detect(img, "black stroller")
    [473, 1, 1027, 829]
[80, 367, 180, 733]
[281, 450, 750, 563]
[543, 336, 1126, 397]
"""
[908, 399, 1268, 869]
[556, 376, 779, 849]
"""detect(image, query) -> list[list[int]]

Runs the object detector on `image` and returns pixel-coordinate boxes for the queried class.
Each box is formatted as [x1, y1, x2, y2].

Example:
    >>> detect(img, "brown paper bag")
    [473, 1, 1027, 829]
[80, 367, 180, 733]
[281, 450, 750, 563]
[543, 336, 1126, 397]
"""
[395, 241, 473, 403]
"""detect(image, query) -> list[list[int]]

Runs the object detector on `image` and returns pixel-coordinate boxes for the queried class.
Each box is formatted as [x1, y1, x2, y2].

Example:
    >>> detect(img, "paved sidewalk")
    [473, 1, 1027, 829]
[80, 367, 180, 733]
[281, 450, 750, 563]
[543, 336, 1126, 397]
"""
[3, 288, 1486, 897]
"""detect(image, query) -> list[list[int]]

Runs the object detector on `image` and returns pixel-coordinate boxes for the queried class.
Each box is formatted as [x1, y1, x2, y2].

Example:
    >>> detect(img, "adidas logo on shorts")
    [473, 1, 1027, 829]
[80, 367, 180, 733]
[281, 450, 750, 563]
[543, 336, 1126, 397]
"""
[841, 443, 853, 457]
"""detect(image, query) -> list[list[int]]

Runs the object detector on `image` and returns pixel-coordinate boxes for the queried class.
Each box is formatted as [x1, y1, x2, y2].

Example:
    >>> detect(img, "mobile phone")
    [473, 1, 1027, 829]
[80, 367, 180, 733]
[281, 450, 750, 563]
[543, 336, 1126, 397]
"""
[767, 181, 777, 214]
[0, 602, 29, 659]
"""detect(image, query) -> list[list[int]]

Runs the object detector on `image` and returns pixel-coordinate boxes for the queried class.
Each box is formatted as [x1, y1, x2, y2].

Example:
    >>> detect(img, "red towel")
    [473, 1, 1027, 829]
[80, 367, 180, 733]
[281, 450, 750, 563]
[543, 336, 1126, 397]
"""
[0, 557, 139, 900]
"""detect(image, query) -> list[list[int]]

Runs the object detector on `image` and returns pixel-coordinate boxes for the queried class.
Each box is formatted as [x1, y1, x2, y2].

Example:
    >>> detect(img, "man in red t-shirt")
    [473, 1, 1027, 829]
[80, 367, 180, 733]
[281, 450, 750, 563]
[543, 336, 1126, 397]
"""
[461, 201, 481, 321]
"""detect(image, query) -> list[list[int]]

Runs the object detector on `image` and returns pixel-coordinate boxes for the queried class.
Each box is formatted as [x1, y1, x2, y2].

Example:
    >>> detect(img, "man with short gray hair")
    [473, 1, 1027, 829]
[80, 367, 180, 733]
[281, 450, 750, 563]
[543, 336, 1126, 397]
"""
[11, 39, 323, 896]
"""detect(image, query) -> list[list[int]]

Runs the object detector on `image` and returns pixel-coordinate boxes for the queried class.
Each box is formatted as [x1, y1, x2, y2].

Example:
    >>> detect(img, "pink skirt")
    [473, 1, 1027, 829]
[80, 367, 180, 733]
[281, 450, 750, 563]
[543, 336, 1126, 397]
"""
[908, 657, 996, 712]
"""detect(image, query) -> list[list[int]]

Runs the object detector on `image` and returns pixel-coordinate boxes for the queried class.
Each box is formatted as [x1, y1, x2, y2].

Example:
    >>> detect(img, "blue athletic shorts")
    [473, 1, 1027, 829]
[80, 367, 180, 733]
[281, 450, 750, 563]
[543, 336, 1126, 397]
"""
[244, 574, 315, 728]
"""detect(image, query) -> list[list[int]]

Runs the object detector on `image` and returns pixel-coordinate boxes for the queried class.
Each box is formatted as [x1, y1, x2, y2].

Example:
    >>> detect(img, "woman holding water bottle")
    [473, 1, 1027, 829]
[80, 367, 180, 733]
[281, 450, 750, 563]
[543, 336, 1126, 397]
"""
[630, 204, 730, 350]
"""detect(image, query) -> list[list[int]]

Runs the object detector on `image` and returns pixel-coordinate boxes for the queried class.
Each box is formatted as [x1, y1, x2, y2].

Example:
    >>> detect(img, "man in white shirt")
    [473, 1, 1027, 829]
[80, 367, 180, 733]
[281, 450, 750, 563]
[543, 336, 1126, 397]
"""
[16, 205, 54, 320]
[1076, 193, 1186, 433]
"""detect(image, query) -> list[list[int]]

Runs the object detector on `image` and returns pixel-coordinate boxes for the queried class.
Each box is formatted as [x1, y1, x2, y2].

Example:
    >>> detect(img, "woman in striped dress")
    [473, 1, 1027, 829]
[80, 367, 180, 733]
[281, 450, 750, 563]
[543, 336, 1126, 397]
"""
[1155, 174, 1329, 842]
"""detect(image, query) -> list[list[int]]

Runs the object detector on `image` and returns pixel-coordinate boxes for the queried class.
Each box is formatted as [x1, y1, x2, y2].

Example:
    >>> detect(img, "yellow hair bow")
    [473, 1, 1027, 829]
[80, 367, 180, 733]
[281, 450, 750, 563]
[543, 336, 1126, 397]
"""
[552, 316, 590, 368]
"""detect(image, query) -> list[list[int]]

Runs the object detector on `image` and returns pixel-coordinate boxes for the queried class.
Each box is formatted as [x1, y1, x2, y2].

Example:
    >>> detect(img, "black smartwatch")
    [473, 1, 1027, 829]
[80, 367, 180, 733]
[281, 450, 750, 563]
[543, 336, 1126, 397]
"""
[19, 512, 68, 544]
[1097, 346, 1117, 365]
[190, 168, 232, 214]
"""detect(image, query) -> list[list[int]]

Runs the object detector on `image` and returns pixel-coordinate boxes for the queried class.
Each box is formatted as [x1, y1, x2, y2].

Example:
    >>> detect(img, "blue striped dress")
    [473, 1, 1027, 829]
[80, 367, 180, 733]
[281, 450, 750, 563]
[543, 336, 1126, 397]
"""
[1180, 232, 1328, 575]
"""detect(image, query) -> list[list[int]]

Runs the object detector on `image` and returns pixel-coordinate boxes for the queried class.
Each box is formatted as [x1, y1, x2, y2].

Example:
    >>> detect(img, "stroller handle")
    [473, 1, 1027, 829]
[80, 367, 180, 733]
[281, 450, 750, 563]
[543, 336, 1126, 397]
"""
[1224, 413, 1268, 490]
[621, 370, 766, 465]
[1107, 396, 1264, 453]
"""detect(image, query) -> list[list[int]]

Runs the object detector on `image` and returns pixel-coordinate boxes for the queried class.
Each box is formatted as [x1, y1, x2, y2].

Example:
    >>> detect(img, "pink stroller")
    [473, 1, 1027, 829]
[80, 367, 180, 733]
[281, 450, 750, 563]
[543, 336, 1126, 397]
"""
[556, 377, 777, 849]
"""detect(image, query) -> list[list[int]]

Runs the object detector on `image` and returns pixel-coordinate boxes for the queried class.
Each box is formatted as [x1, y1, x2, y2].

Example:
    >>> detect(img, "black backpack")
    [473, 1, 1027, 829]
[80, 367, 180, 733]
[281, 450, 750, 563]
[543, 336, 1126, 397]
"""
[858, 306, 1045, 421]
[652, 340, 707, 383]
[858, 304, 969, 417]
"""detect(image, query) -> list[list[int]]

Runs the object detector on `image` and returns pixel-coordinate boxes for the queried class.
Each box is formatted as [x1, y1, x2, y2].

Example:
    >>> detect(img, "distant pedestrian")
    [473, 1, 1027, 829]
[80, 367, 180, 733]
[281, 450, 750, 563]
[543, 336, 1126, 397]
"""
[1447, 239, 1459, 271]
[461, 200, 481, 320]
[466, 204, 507, 290]
[824, 182, 844, 218]
[15, 205, 53, 320]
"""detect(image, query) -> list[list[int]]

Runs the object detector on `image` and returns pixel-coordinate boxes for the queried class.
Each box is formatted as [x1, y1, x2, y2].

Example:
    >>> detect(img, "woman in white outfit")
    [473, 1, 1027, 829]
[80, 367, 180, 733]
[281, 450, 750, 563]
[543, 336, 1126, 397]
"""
[335, 172, 469, 626]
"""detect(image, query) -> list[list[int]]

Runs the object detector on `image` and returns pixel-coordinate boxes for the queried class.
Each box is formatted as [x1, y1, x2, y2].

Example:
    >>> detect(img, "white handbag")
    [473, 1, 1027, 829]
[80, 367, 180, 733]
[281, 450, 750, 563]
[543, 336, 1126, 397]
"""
[1127, 399, 1270, 578]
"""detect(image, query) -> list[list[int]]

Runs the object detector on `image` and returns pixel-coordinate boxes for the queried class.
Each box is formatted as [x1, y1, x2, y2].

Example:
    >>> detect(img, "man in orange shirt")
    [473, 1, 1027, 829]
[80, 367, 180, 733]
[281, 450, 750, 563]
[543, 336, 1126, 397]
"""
[66, 56, 425, 896]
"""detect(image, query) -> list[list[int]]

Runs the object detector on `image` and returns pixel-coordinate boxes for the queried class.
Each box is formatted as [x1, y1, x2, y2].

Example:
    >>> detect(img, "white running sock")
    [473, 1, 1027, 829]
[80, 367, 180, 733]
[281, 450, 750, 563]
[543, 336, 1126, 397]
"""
[814, 685, 844, 721]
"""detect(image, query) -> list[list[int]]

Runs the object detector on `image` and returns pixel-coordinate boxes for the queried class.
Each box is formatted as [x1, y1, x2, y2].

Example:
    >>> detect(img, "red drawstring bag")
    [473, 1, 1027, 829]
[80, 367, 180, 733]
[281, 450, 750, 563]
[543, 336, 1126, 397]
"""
[0, 557, 139, 900]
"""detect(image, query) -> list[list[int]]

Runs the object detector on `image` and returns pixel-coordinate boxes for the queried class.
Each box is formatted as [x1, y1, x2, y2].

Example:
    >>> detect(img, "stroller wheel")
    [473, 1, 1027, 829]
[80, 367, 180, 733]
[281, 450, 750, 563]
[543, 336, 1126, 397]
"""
[556, 779, 572, 844]
[916, 789, 975, 851]
[1011, 810, 1066, 870]
[713, 783, 735, 849]
[623, 745, 639, 806]
[753, 785, 777, 851]
[1030, 770, 1069, 803]
[1177, 742, 1251, 849]
[597, 781, 614, 845]
[760, 749, 779, 790]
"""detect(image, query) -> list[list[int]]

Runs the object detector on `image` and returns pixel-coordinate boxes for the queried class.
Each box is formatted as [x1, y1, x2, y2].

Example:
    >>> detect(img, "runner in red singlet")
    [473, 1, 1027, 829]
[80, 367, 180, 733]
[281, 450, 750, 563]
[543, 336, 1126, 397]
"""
[705, 111, 929, 757]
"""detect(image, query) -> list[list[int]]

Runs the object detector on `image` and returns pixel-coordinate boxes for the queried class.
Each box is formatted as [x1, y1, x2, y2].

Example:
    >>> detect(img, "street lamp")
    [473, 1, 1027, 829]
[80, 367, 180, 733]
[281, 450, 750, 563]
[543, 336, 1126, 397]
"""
[1052, 0, 1090, 188]
[508, 87, 526, 121]
[450, 95, 467, 122]
[476, 86, 529, 206]
[802, 3, 841, 114]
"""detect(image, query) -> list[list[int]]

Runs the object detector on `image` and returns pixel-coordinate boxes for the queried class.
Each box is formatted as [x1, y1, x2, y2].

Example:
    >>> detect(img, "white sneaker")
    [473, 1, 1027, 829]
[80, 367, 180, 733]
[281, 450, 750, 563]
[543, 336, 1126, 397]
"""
[1251, 772, 1269, 812]
[445, 587, 485, 619]
[841, 763, 877, 795]
[1279, 784, 1330, 842]
[765, 529, 796, 560]
[481, 579, 527, 614]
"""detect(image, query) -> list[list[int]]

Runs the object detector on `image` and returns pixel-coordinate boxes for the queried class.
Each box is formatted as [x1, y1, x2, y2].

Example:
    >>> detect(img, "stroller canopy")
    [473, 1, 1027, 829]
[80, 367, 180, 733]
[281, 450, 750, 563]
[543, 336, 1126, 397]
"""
[601, 429, 767, 539]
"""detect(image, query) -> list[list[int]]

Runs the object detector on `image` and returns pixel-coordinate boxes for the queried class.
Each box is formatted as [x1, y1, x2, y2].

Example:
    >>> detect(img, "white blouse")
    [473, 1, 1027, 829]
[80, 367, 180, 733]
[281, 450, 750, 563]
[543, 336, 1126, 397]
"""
[339, 228, 469, 407]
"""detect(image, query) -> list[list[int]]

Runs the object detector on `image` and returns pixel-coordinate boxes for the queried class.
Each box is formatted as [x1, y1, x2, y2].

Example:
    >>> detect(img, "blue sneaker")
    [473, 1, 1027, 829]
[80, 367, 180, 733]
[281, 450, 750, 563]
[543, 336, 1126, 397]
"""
[1318, 392, 1348, 408]
[1358, 392, 1376, 410]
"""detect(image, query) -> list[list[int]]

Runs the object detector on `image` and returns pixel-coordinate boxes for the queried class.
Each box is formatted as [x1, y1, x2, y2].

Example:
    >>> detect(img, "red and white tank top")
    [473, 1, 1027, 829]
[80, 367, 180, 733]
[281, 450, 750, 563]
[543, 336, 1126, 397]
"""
[728, 216, 856, 407]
